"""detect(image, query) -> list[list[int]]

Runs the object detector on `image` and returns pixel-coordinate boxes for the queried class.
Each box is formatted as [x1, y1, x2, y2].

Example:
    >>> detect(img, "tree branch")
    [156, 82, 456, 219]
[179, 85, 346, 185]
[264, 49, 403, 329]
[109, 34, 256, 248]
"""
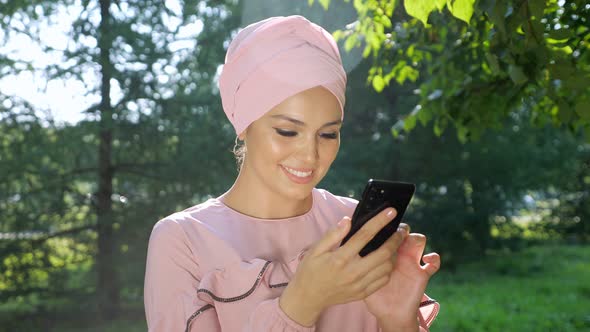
[31, 225, 96, 245]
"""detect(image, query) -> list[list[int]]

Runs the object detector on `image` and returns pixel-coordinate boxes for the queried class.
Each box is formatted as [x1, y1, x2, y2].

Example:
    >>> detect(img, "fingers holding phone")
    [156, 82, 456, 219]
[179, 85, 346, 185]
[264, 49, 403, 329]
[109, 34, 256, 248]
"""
[335, 207, 397, 260]
[280, 180, 417, 326]
[280, 210, 407, 326]
[341, 180, 415, 257]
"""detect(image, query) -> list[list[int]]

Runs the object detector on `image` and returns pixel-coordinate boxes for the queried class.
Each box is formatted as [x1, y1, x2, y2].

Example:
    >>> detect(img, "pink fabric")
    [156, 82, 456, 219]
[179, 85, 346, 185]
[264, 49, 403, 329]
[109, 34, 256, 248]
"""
[219, 15, 347, 135]
[144, 188, 439, 331]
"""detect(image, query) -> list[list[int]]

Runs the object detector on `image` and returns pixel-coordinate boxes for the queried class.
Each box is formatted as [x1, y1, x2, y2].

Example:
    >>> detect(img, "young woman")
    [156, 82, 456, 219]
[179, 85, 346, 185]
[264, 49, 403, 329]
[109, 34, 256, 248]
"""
[144, 15, 440, 332]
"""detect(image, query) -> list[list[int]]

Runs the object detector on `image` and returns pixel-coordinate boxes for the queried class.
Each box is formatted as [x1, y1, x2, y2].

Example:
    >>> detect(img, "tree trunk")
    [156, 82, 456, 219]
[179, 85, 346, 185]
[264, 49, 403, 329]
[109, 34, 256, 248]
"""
[96, 0, 119, 319]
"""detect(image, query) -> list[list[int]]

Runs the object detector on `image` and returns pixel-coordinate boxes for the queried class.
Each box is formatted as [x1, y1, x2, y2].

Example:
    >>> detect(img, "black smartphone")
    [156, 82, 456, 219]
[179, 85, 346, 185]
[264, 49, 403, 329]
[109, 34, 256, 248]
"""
[340, 179, 416, 257]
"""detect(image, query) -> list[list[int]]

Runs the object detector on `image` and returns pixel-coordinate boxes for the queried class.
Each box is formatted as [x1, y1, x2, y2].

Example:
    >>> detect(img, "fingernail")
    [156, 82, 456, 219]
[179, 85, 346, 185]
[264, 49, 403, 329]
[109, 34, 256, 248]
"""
[338, 218, 348, 227]
[386, 209, 396, 218]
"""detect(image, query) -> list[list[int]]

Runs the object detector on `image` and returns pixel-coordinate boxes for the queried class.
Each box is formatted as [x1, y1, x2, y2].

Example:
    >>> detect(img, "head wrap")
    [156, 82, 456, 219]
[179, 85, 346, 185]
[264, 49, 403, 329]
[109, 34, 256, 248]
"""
[219, 15, 347, 135]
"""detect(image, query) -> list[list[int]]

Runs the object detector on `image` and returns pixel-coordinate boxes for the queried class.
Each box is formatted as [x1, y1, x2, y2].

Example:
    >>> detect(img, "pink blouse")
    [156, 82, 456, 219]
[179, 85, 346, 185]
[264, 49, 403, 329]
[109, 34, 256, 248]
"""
[144, 188, 439, 331]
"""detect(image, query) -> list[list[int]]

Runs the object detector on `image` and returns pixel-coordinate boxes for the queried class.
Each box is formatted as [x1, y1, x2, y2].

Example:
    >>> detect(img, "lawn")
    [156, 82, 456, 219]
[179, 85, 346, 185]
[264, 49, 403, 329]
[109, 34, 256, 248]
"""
[426, 244, 590, 331]
[2, 244, 589, 331]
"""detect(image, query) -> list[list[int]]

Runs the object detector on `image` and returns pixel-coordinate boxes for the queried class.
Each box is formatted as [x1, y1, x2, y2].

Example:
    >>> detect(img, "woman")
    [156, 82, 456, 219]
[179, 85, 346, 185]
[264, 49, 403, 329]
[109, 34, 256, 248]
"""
[144, 15, 440, 332]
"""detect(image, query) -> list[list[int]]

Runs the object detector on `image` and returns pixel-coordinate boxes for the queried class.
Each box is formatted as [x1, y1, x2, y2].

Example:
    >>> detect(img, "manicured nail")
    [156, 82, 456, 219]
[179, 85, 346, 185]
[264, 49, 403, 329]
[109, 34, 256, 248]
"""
[398, 224, 410, 233]
[386, 208, 396, 218]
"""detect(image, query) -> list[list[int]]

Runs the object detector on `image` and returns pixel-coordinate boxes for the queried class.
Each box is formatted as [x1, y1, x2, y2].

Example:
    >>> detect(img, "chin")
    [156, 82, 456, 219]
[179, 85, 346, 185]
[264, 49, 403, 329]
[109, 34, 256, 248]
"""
[278, 182, 316, 201]
[291, 187, 314, 201]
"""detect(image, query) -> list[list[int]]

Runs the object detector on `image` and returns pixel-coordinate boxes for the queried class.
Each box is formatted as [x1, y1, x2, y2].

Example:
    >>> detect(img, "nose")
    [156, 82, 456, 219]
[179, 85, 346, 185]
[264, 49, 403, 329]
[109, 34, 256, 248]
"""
[296, 134, 319, 164]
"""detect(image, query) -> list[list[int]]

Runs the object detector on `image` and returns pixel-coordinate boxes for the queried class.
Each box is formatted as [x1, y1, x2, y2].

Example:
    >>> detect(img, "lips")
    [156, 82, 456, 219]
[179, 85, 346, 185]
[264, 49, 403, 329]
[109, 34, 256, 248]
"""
[280, 165, 314, 184]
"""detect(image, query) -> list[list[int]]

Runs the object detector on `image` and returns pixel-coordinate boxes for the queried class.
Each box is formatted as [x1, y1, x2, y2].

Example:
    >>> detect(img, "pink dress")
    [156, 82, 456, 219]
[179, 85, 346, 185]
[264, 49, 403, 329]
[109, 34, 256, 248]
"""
[144, 188, 439, 331]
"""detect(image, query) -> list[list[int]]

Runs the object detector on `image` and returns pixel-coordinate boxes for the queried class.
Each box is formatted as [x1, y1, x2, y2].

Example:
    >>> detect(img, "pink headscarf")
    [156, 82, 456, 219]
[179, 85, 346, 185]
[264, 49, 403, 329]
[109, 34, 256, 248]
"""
[219, 15, 347, 135]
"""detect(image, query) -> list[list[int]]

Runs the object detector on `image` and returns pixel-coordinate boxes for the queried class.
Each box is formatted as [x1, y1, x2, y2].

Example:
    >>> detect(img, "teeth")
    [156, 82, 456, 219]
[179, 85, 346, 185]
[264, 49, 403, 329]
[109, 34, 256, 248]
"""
[283, 166, 312, 178]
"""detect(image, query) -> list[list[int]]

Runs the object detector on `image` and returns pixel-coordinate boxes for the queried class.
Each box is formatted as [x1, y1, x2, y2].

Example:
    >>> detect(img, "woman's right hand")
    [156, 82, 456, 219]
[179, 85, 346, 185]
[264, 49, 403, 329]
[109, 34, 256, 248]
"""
[278, 207, 408, 326]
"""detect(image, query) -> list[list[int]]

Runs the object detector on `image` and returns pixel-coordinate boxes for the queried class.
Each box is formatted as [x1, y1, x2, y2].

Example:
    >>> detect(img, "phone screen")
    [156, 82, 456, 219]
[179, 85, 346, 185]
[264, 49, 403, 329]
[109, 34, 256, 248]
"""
[340, 179, 415, 257]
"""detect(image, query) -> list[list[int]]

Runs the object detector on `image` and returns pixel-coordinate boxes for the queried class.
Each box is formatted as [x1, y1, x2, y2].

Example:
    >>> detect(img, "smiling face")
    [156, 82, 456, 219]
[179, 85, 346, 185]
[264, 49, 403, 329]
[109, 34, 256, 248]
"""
[239, 86, 342, 202]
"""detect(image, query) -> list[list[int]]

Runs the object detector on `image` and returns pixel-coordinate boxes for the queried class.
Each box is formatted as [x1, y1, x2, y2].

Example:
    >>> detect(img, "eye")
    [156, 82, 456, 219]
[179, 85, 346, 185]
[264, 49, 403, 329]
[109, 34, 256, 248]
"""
[320, 132, 339, 140]
[274, 128, 297, 137]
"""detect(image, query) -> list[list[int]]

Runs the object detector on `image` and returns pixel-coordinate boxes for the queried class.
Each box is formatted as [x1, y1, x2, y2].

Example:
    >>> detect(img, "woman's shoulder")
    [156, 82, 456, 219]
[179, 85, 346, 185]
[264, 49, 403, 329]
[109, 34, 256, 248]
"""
[149, 198, 231, 246]
[149, 199, 244, 269]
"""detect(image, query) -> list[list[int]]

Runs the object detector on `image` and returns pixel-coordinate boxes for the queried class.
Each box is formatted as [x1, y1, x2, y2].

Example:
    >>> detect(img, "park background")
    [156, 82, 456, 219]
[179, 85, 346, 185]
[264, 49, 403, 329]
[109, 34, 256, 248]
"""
[1, 0, 589, 331]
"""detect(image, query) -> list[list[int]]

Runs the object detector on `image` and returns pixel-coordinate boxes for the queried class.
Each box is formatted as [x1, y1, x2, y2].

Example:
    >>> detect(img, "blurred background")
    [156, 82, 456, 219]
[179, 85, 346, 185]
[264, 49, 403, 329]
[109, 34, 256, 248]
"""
[0, 0, 589, 331]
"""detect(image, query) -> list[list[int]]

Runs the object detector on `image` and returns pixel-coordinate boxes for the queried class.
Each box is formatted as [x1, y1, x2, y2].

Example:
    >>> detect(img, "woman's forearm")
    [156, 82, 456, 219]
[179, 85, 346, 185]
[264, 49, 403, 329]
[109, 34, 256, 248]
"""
[278, 282, 324, 327]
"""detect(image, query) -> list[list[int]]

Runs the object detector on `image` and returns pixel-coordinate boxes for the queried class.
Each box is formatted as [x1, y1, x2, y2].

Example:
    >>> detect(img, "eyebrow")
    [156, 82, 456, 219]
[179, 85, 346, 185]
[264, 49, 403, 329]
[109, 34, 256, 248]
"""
[270, 114, 342, 128]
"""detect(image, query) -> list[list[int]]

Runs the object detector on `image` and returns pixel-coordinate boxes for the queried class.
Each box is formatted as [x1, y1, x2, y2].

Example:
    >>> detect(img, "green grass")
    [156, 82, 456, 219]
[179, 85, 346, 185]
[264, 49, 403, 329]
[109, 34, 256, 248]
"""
[426, 245, 590, 331]
[1, 244, 589, 331]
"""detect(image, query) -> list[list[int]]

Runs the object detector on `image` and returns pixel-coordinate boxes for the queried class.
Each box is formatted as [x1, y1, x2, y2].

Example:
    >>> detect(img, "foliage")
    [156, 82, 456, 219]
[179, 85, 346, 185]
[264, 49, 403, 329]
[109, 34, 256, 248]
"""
[323, 56, 590, 264]
[312, 0, 590, 141]
[0, 0, 241, 317]
[0, 101, 96, 303]
[428, 244, 590, 331]
[1, 0, 588, 327]
[401, 119, 589, 263]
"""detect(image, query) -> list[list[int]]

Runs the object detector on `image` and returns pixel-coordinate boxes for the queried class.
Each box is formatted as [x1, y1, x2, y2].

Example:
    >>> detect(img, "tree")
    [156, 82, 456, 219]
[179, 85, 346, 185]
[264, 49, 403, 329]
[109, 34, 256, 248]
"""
[0, 0, 241, 320]
[312, 0, 590, 141]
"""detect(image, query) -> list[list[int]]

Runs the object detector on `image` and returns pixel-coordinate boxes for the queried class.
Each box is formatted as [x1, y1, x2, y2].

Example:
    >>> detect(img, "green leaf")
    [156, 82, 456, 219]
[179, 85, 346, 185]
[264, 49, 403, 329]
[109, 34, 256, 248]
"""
[404, 114, 417, 132]
[447, 0, 476, 24]
[363, 45, 372, 58]
[344, 34, 359, 52]
[384, 0, 397, 16]
[380, 15, 392, 28]
[404, 0, 437, 26]
[372, 75, 386, 92]
[354, 0, 368, 15]
[319, 0, 330, 10]
[391, 120, 405, 137]
[551, 45, 573, 55]
[457, 126, 468, 143]
[366, 30, 381, 52]
[396, 65, 420, 84]
[548, 29, 573, 40]
[508, 64, 527, 85]
[332, 29, 344, 42]
[434, 121, 444, 136]
[308, 0, 315, 6]
[435, 0, 446, 11]
[417, 107, 432, 126]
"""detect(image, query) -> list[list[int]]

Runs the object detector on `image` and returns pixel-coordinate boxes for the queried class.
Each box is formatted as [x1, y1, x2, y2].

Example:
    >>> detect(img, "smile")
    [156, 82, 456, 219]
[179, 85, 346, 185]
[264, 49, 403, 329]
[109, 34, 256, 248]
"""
[280, 165, 314, 184]
[282, 165, 313, 177]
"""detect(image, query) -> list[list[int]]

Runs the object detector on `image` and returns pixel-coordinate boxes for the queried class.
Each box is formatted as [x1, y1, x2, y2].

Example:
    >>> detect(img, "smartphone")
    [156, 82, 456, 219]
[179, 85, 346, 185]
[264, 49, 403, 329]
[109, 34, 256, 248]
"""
[340, 179, 416, 257]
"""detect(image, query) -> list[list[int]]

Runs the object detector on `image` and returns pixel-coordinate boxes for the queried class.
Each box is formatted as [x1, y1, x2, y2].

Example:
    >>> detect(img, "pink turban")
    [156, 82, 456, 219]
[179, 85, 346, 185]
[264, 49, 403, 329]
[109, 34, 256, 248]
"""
[219, 15, 347, 135]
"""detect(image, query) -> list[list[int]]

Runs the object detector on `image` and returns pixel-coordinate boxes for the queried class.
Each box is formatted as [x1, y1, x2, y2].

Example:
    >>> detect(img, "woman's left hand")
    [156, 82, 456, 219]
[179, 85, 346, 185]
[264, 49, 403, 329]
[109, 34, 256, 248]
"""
[363, 224, 440, 330]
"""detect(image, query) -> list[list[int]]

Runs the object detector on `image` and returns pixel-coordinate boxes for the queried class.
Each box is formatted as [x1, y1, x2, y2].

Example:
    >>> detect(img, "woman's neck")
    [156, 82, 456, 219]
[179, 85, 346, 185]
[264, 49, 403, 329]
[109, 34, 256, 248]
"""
[219, 172, 313, 220]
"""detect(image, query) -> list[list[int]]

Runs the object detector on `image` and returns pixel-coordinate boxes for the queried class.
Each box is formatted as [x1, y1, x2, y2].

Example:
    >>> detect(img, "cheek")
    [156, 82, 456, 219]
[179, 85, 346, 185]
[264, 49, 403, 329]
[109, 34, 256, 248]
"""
[253, 132, 293, 162]
[320, 140, 340, 165]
